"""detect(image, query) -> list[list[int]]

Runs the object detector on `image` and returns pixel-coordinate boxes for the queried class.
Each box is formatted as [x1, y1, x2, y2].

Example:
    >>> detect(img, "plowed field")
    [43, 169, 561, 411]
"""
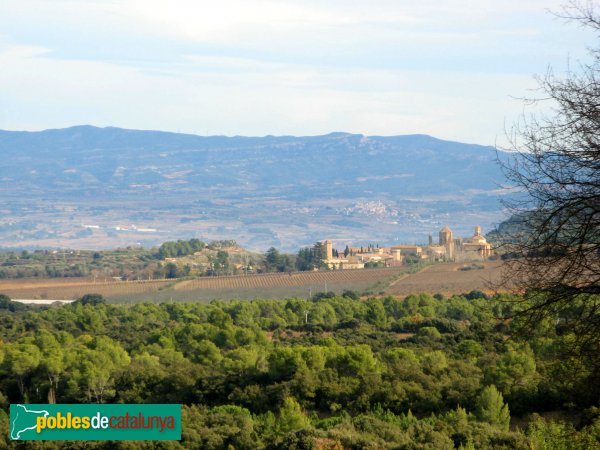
[0, 267, 406, 303]
[0, 262, 507, 303]
[385, 261, 504, 296]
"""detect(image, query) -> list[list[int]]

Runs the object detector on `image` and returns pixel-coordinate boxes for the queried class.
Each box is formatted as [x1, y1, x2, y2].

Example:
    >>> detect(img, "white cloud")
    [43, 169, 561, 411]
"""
[0, 41, 535, 144]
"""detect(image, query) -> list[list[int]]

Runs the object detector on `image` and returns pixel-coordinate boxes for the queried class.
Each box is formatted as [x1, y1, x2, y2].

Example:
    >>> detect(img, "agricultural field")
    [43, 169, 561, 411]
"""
[385, 260, 504, 296]
[0, 267, 408, 303]
[0, 277, 174, 301]
[0, 261, 507, 303]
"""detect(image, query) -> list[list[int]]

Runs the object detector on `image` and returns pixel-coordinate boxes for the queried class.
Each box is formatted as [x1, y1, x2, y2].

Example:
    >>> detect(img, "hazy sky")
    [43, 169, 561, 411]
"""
[0, 1, 594, 144]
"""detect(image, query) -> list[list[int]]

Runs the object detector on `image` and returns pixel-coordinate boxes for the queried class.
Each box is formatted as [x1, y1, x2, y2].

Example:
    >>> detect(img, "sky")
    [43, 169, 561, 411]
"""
[0, 0, 595, 145]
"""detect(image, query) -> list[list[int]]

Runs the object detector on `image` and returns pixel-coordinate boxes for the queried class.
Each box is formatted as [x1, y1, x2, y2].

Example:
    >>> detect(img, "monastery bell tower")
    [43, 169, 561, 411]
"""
[324, 240, 333, 260]
[439, 226, 454, 260]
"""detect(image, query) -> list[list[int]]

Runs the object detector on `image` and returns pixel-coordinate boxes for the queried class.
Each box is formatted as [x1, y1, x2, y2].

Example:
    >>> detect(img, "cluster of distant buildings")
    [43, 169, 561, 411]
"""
[323, 225, 493, 269]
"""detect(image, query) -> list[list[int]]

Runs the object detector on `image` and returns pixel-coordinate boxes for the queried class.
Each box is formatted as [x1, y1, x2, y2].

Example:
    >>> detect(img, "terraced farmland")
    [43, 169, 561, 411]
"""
[0, 267, 407, 303]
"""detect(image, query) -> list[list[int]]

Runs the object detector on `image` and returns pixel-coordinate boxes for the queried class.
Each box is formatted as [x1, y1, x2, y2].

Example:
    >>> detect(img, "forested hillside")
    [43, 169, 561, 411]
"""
[0, 293, 598, 449]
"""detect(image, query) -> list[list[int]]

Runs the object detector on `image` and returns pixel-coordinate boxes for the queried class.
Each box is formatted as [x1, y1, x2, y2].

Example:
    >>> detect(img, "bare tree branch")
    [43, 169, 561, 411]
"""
[495, 2, 600, 371]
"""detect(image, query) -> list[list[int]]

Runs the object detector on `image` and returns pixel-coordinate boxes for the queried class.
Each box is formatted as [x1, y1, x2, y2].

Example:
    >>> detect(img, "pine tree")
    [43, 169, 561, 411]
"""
[476, 385, 510, 431]
[278, 397, 311, 434]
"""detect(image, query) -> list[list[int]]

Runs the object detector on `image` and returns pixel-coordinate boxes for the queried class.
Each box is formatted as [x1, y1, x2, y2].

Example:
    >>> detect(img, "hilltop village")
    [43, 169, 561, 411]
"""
[322, 225, 493, 270]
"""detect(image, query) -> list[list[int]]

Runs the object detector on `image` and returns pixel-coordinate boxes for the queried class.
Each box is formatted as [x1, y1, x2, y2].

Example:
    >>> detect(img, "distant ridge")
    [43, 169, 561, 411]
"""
[0, 125, 508, 250]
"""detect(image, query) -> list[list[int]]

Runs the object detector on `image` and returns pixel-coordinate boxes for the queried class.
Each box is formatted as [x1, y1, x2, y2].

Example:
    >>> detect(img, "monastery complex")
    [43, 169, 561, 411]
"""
[323, 225, 493, 270]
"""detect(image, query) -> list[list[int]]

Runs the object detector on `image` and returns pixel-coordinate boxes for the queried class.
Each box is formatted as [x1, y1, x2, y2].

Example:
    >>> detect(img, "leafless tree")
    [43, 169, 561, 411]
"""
[498, 1, 600, 362]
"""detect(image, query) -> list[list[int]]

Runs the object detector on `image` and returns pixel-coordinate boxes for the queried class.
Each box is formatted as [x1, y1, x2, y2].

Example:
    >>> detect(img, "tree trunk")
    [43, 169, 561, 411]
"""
[47, 377, 56, 404]
[18, 376, 24, 401]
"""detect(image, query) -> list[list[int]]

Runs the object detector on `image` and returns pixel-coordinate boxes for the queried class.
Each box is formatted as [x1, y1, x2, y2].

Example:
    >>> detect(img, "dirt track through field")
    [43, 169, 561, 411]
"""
[384, 261, 504, 296]
[0, 262, 507, 302]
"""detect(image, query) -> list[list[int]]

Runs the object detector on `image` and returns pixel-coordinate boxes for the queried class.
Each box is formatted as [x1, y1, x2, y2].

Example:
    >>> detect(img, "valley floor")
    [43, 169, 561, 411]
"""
[0, 262, 505, 303]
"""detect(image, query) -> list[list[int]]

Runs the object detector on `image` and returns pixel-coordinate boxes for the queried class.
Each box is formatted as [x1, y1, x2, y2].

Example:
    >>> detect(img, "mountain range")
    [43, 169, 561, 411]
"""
[0, 126, 510, 251]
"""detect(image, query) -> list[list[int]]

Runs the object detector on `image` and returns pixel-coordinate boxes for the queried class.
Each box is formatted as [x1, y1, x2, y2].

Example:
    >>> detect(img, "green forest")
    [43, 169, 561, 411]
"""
[0, 240, 235, 280]
[0, 292, 599, 449]
[0, 239, 333, 280]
